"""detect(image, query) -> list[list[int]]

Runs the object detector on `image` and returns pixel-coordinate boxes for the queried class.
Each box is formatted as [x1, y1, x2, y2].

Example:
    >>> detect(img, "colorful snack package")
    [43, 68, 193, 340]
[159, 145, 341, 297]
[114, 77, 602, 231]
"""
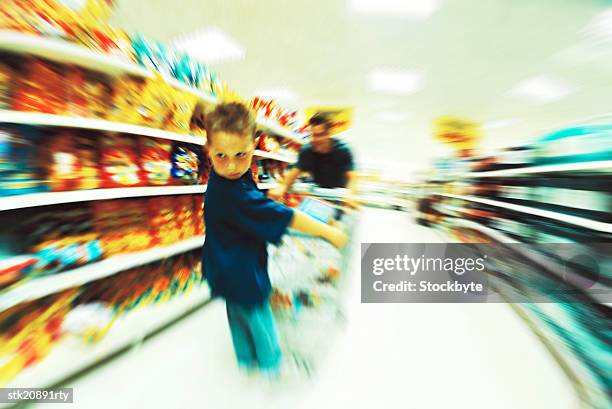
[65, 67, 88, 117]
[108, 75, 146, 124]
[193, 195, 204, 235]
[0, 60, 15, 110]
[250, 161, 259, 184]
[170, 143, 201, 185]
[175, 195, 195, 240]
[72, 132, 100, 190]
[11, 58, 66, 114]
[42, 131, 80, 192]
[99, 134, 143, 188]
[84, 73, 114, 119]
[164, 88, 198, 134]
[138, 74, 174, 129]
[147, 197, 180, 246]
[140, 137, 172, 186]
[0, 126, 46, 196]
[189, 102, 207, 138]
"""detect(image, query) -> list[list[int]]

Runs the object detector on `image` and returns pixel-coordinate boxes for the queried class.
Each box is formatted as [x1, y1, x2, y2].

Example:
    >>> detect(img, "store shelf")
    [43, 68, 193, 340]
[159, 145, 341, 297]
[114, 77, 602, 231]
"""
[449, 218, 609, 305]
[292, 184, 349, 199]
[163, 76, 218, 106]
[451, 218, 522, 244]
[4, 285, 210, 393]
[0, 31, 300, 145]
[0, 236, 206, 312]
[254, 150, 297, 163]
[434, 193, 612, 234]
[458, 160, 612, 178]
[0, 110, 205, 145]
[0, 30, 150, 77]
[0, 185, 207, 212]
[257, 117, 305, 145]
[257, 181, 279, 190]
[0, 31, 217, 107]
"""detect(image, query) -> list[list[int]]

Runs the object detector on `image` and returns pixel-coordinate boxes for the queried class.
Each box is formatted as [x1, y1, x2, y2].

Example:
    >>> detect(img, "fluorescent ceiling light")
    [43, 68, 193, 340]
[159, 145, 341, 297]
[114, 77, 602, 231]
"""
[253, 88, 298, 102]
[368, 69, 423, 94]
[581, 8, 612, 43]
[484, 119, 520, 130]
[508, 76, 575, 103]
[349, 0, 440, 19]
[173, 26, 246, 64]
[375, 111, 408, 122]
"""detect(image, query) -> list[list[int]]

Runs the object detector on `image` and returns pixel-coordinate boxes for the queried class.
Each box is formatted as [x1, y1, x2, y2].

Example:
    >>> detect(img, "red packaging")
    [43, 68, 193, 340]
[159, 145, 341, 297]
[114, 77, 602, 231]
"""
[42, 131, 80, 191]
[175, 196, 195, 240]
[12, 59, 67, 114]
[250, 162, 259, 183]
[193, 196, 204, 235]
[99, 134, 143, 188]
[0, 60, 15, 109]
[73, 132, 100, 190]
[147, 197, 180, 246]
[140, 137, 172, 186]
[66, 67, 88, 117]
[92, 199, 152, 256]
[84, 73, 113, 119]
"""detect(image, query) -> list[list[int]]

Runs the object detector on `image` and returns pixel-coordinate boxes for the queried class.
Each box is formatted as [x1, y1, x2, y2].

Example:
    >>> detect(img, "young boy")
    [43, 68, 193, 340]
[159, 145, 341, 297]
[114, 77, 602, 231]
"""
[202, 102, 347, 377]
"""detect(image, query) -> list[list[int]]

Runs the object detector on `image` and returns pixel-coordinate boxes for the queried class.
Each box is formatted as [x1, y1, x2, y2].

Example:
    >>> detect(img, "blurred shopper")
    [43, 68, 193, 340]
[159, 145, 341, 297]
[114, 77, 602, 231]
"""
[269, 113, 360, 208]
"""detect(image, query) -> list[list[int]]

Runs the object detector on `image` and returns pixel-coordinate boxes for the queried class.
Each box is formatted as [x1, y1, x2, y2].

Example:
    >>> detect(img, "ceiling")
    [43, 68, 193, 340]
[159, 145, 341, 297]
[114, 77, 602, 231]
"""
[111, 0, 612, 171]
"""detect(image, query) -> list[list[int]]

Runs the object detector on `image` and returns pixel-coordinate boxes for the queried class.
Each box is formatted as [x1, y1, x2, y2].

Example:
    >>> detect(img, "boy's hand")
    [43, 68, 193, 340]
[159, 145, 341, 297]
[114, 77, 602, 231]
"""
[327, 227, 348, 250]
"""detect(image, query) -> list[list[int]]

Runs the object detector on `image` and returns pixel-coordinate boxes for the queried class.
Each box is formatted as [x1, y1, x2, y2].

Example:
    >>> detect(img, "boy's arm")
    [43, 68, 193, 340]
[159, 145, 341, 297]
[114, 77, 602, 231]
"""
[289, 209, 347, 249]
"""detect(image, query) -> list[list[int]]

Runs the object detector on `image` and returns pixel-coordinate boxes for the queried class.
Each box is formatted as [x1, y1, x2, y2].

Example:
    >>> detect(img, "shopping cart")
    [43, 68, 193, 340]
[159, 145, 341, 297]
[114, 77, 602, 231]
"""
[268, 197, 357, 376]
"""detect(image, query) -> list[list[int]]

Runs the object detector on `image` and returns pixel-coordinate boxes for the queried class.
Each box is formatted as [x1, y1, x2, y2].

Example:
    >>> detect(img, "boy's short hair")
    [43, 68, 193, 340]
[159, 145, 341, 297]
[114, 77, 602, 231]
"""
[309, 112, 333, 129]
[205, 102, 256, 143]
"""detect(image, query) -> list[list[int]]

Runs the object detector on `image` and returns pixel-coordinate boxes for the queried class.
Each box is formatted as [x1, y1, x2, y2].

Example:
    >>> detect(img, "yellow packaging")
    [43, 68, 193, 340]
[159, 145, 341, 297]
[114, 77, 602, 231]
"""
[166, 89, 198, 134]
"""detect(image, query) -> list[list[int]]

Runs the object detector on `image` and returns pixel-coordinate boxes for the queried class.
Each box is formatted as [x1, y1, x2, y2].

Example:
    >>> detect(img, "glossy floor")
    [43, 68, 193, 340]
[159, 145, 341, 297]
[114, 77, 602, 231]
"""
[44, 208, 577, 409]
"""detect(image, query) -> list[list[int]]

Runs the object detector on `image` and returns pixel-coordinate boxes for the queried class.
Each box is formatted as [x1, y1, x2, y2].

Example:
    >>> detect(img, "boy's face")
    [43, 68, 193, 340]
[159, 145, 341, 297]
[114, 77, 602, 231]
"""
[207, 132, 255, 180]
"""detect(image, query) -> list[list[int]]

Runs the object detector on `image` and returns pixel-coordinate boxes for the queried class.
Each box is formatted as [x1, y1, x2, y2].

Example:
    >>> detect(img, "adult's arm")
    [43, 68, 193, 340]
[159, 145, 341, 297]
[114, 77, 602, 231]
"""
[268, 167, 301, 201]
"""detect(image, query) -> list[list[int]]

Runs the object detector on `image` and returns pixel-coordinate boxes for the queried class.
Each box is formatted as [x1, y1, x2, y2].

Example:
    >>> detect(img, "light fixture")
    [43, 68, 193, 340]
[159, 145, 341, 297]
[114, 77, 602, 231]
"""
[581, 8, 612, 43]
[508, 76, 575, 103]
[375, 111, 408, 122]
[484, 119, 520, 130]
[253, 88, 298, 102]
[349, 0, 440, 19]
[173, 26, 246, 64]
[368, 69, 423, 94]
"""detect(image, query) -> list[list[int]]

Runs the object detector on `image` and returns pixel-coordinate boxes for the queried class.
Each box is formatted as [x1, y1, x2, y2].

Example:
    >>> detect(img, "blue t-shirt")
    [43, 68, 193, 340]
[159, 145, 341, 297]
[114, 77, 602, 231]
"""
[296, 139, 354, 188]
[203, 169, 294, 307]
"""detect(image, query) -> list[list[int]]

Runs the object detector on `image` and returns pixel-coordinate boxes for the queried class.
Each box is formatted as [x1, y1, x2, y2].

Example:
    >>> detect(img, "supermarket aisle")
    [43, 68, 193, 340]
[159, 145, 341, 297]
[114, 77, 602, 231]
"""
[51, 208, 578, 409]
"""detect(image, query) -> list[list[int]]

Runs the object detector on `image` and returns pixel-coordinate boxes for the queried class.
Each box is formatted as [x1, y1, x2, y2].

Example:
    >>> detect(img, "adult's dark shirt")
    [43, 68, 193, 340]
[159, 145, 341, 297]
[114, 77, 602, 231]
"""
[296, 139, 354, 188]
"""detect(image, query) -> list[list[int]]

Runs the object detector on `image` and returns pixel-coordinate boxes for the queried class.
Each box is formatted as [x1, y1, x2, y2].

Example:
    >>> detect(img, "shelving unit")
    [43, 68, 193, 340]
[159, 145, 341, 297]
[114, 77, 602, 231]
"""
[0, 236, 205, 312]
[3, 284, 210, 394]
[0, 185, 207, 212]
[456, 160, 612, 178]
[0, 27, 308, 392]
[434, 193, 612, 234]
[0, 110, 206, 145]
[0, 30, 150, 77]
[0, 30, 304, 145]
[257, 116, 306, 146]
[254, 150, 297, 163]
